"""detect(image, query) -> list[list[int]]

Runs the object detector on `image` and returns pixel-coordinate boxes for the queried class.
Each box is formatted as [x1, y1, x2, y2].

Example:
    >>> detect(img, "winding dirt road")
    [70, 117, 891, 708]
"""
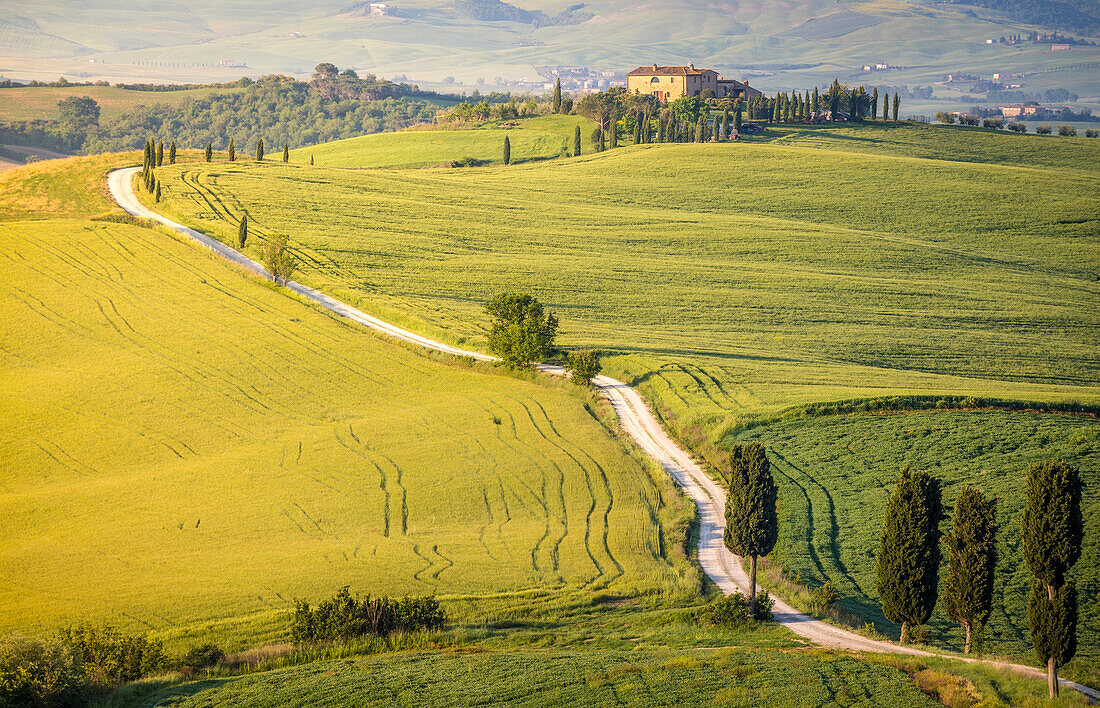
[107, 166, 1097, 701]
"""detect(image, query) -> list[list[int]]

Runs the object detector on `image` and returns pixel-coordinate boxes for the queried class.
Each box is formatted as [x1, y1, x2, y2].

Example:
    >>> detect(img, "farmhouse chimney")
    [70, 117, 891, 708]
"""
[689, 63, 695, 70]
[653, 64, 658, 70]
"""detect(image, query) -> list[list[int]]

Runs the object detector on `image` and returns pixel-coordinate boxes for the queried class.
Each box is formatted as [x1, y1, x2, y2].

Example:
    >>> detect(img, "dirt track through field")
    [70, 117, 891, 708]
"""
[107, 166, 1098, 701]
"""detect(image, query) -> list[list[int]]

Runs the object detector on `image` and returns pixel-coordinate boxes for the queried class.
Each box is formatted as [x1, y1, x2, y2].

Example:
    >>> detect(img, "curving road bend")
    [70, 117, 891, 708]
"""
[107, 166, 1097, 701]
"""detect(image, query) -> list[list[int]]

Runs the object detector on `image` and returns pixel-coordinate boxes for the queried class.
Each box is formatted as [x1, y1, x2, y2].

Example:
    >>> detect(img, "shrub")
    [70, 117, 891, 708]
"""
[1086, 129, 1098, 138]
[59, 625, 167, 689]
[259, 233, 297, 285]
[1057, 124, 1076, 137]
[809, 581, 840, 614]
[698, 591, 773, 626]
[292, 587, 446, 643]
[567, 349, 602, 386]
[958, 115, 979, 126]
[179, 643, 225, 671]
[484, 293, 558, 369]
[0, 635, 85, 707]
[934, 111, 954, 124]
[981, 117, 1003, 129]
[1008, 122, 1027, 133]
[1035, 124, 1052, 135]
[449, 156, 486, 168]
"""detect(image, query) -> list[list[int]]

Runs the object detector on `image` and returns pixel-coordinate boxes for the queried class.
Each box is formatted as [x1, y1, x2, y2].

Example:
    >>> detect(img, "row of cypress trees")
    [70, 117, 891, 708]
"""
[188, 138, 293, 163]
[722, 444, 1083, 699]
[588, 103, 747, 153]
[876, 460, 1082, 697]
[746, 85, 900, 123]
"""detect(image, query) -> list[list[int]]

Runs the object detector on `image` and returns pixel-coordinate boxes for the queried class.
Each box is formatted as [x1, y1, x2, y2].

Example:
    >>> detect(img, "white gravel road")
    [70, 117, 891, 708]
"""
[107, 166, 1097, 701]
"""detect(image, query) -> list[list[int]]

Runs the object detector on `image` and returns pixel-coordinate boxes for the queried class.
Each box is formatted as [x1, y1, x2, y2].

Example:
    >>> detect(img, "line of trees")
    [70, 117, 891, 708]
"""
[745, 80, 900, 123]
[876, 460, 1083, 697]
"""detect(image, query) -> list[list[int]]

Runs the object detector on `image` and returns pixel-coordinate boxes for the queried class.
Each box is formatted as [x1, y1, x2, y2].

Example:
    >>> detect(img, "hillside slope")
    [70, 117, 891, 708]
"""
[0, 154, 684, 643]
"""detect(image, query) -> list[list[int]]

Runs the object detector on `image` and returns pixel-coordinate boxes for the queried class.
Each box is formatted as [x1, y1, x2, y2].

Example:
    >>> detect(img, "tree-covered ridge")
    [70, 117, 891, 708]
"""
[940, 0, 1100, 37]
[0, 70, 448, 155]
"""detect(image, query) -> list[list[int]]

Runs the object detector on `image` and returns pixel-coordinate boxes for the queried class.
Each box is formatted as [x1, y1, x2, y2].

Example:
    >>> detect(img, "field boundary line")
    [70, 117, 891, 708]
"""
[107, 166, 1099, 701]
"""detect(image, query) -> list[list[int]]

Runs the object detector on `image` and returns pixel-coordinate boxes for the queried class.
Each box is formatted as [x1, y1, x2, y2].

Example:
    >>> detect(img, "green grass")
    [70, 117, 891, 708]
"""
[290, 115, 594, 168]
[153, 122, 1100, 440]
[0, 155, 690, 644]
[0, 85, 243, 122]
[119, 647, 951, 707]
[730, 410, 1099, 677]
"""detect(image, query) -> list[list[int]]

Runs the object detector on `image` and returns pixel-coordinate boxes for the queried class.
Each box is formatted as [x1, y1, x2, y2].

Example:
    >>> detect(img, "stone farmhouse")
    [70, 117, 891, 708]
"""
[626, 64, 763, 102]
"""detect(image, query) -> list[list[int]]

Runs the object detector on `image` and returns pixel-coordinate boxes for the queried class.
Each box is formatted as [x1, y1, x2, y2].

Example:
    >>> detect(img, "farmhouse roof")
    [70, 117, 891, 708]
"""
[627, 64, 710, 76]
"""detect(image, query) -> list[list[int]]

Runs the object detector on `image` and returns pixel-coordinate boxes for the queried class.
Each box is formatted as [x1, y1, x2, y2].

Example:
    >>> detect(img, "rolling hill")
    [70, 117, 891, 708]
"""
[0, 153, 689, 647]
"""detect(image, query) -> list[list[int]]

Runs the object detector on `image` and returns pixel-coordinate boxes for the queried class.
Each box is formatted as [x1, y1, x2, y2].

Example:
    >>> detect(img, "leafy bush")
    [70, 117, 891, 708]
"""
[981, 117, 1003, 129]
[1087, 129, 1099, 138]
[1035, 124, 1053, 135]
[809, 581, 841, 614]
[1057, 124, 1077, 136]
[0, 635, 85, 707]
[179, 643, 225, 671]
[935, 111, 955, 124]
[292, 587, 446, 643]
[58, 625, 167, 689]
[567, 349, 602, 386]
[449, 156, 487, 168]
[958, 115, 979, 126]
[697, 591, 774, 626]
[1008, 122, 1027, 133]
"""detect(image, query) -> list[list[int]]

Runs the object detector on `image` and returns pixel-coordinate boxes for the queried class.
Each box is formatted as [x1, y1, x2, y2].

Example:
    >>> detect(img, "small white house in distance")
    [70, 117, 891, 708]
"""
[370, 3, 389, 15]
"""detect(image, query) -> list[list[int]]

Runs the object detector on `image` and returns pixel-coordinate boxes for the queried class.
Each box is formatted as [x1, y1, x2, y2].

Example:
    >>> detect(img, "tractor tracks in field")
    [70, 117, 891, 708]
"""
[107, 167, 1100, 702]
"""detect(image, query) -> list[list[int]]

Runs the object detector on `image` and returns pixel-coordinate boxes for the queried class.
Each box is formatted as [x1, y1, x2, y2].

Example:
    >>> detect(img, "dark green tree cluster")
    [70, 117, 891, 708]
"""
[566, 349, 601, 386]
[141, 138, 158, 198]
[291, 586, 445, 643]
[723, 443, 778, 618]
[1021, 460, 1083, 697]
[744, 80, 898, 123]
[483, 293, 558, 368]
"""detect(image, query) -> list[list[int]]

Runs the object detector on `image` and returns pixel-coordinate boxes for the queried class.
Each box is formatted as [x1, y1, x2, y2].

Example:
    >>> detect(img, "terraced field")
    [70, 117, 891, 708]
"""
[0, 155, 687, 642]
[730, 410, 1100, 667]
[291, 115, 594, 168]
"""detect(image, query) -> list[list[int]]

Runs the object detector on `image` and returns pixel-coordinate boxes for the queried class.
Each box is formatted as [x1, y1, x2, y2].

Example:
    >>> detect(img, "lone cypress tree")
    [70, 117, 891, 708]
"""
[871, 87, 879, 120]
[893, 94, 900, 121]
[238, 213, 248, 249]
[1021, 460, 1083, 698]
[256, 139, 264, 161]
[503, 135, 511, 165]
[574, 125, 581, 156]
[552, 78, 562, 114]
[633, 119, 641, 145]
[723, 443, 778, 617]
[204, 143, 212, 162]
[156, 141, 164, 166]
[154, 179, 161, 203]
[876, 465, 943, 644]
[228, 138, 236, 162]
[942, 487, 998, 654]
[169, 141, 177, 164]
[282, 144, 289, 163]
[310, 154, 314, 166]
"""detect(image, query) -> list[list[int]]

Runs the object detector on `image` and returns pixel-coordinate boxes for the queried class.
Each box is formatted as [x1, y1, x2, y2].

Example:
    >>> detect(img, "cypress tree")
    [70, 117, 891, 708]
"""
[143, 139, 151, 170]
[238, 213, 248, 249]
[734, 103, 742, 133]
[658, 119, 666, 143]
[882, 92, 890, 121]
[552, 78, 562, 114]
[771, 97, 779, 122]
[721, 109, 729, 141]
[503, 135, 511, 164]
[723, 443, 778, 618]
[893, 94, 900, 121]
[598, 127, 606, 152]
[228, 138, 235, 161]
[154, 179, 161, 203]
[712, 115, 720, 142]
[156, 141, 164, 166]
[812, 86, 820, 112]
[574, 125, 581, 156]
[310, 154, 314, 165]
[804, 90, 810, 118]
[876, 466, 943, 644]
[256, 139, 264, 161]
[942, 487, 998, 654]
[1021, 460, 1083, 697]
[695, 117, 704, 143]
[610, 115, 618, 148]
[169, 141, 176, 164]
[204, 143, 212, 162]
[633, 119, 641, 145]
[871, 87, 879, 120]
[282, 144, 289, 162]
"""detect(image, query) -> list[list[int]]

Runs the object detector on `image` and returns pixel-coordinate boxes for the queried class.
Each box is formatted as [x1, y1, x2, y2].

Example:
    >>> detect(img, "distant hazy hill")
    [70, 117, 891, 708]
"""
[1, 0, 1098, 98]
